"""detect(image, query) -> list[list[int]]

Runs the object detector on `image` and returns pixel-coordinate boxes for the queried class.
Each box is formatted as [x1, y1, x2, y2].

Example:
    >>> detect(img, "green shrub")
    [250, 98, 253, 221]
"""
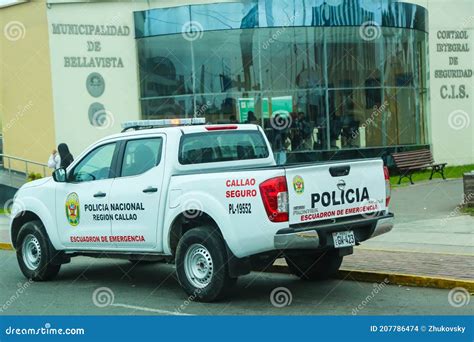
[27, 172, 43, 182]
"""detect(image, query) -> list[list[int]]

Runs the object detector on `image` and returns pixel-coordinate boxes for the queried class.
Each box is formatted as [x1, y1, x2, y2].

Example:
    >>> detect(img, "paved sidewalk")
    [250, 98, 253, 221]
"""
[0, 215, 11, 246]
[363, 179, 473, 255]
[340, 248, 473, 280]
[346, 179, 473, 281]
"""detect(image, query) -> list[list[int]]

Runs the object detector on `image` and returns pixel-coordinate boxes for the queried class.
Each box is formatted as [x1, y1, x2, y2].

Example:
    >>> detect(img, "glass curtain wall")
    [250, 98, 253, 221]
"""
[137, 26, 429, 152]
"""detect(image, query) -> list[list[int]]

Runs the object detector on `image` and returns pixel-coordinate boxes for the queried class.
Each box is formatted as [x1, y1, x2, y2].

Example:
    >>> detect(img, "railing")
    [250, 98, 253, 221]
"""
[0, 154, 49, 186]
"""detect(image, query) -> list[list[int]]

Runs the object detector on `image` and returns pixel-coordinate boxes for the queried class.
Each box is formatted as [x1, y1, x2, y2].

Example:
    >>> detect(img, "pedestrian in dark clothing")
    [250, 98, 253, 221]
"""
[58, 143, 74, 169]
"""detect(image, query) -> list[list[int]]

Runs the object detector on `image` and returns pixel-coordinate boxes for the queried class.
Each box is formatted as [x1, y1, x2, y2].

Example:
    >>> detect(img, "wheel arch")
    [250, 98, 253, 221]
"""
[11, 208, 58, 250]
[11, 211, 43, 248]
[166, 210, 251, 278]
[167, 211, 220, 257]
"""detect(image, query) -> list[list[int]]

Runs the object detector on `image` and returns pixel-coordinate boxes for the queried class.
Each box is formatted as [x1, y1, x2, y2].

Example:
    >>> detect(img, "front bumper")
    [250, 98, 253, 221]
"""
[274, 213, 394, 250]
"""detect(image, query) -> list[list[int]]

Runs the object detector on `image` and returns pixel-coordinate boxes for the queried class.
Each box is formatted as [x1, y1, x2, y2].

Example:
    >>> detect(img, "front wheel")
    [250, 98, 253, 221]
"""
[285, 249, 343, 281]
[16, 220, 61, 281]
[176, 226, 236, 302]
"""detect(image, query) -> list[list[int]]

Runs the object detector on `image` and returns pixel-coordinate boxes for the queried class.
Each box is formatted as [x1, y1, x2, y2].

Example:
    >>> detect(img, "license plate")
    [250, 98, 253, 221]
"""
[332, 230, 355, 248]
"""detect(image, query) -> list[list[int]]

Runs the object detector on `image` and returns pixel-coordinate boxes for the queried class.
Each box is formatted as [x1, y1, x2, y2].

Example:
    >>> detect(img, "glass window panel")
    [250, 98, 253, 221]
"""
[121, 138, 163, 177]
[70, 143, 117, 182]
[260, 27, 324, 91]
[328, 89, 383, 149]
[179, 130, 269, 165]
[137, 35, 193, 98]
[383, 28, 427, 88]
[134, 6, 191, 38]
[385, 88, 418, 145]
[141, 96, 194, 120]
[259, 0, 300, 27]
[195, 93, 264, 124]
[326, 27, 383, 89]
[190, 3, 258, 31]
[193, 29, 260, 94]
[261, 90, 327, 152]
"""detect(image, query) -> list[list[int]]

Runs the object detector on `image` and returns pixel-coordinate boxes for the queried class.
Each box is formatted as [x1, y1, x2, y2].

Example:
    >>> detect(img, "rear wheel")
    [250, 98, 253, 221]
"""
[176, 226, 236, 302]
[285, 250, 342, 281]
[16, 220, 61, 281]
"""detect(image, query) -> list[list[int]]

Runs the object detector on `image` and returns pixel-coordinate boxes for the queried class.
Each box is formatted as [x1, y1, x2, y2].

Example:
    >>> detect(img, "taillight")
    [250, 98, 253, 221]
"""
[205, 125, 238, 131]
[259, 176, 289, 222]
[384, 166, 391, 207]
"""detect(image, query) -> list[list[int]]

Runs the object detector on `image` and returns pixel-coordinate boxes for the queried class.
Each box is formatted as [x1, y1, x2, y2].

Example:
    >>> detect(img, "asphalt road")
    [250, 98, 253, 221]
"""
[0, 251, 472, 316]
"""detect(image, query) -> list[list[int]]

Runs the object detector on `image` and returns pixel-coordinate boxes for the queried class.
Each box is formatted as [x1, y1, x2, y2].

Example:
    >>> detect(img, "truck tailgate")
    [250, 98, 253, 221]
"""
[285, 159, 386, 225]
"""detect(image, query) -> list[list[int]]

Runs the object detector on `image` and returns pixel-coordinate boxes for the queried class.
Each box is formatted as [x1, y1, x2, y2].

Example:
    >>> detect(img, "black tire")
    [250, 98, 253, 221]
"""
[16, 220, 61, 281]
[176, 226, 236, 302]
[285, 250, 343, 281]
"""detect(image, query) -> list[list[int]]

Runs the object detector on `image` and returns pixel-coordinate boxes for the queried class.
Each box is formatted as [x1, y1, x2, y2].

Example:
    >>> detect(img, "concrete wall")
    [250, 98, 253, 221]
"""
[0, 0, 56, 173]
[405, 0, 473, 165]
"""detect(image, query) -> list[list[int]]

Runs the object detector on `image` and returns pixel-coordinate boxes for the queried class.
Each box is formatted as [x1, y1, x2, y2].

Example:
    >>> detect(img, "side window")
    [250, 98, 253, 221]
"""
[70, 143, 117, 182]
[121, 138, 162, 177]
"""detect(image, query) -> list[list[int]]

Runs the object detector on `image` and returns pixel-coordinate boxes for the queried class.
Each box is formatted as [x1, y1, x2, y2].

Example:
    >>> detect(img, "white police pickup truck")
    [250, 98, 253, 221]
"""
[10, 118, 393, 301]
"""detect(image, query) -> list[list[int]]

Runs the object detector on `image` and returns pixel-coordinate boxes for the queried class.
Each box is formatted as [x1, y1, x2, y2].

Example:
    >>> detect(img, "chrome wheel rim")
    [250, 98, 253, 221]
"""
[22, 234, 42, 271]
[184, 243, 213, 288]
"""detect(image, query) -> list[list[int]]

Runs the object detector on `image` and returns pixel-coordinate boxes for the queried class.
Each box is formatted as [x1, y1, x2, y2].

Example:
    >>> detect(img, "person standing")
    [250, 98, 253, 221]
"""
[298, 112, 312, 150]
[48, 143, 74, 170]
[48, 149, 60, 170]
[272, 114, 288, 165]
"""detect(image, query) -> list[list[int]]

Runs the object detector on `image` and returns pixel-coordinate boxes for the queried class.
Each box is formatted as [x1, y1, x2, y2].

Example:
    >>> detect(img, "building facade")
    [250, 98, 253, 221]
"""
[0, 0, 472, 173]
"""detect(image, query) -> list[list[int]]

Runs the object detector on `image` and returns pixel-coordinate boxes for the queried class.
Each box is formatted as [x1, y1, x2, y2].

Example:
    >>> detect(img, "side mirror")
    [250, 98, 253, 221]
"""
[52, 168, 67, 183]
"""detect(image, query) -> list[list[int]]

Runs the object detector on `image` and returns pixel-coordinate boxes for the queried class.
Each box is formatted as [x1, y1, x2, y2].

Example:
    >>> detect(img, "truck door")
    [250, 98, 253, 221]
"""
[55, 142, 118, 249]
[108, 135, 165, 250]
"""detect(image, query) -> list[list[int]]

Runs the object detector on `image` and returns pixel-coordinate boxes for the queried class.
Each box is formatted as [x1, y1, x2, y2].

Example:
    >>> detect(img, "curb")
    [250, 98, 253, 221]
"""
[268, 264, 474, 292]
[0, 243, 13, 250]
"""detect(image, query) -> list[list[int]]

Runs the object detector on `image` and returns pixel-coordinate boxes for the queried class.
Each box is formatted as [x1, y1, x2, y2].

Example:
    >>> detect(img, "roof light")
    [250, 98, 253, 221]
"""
[121, 118, 206, 132]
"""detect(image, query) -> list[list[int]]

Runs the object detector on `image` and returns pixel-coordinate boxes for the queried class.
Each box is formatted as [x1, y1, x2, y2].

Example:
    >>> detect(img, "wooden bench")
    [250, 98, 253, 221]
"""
[392, 149, 447, 184]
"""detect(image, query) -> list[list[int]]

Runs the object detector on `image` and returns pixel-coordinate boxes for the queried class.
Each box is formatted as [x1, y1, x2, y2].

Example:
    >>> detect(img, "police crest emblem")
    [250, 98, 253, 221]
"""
[65, 192, 80, 226]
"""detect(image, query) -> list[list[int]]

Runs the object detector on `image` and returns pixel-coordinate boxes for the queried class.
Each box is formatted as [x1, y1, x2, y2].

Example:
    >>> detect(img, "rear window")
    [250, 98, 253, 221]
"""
[179, 130, 269, 165]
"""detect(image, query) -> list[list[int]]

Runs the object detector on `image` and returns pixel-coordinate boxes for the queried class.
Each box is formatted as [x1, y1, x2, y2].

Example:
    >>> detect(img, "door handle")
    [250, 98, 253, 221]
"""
[142, 186, 158, 193]
[93, 191, 107, 198]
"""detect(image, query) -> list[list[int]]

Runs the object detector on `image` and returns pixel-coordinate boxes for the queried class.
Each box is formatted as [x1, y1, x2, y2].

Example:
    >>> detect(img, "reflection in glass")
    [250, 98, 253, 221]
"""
[136, 23, 429, 157]
[260, 27, 324, 91]
[193, 29, 259, 94]
[141, 96, 194, 120]
[328, 89, 384, 149]
[137, 36, 193, 97]
[385, 88, 420, 146]
[190, 3, 259, 31]
[326, 27, 383, 89]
